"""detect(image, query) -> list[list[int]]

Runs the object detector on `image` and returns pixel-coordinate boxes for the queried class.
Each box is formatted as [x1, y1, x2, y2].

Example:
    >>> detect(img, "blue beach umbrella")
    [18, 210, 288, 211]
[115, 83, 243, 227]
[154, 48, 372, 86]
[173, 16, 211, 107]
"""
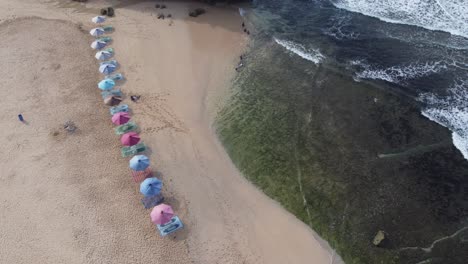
[98, 79, 115, 90]
[99, 63, 116, 75]
[91, 40, 107, 50]
[140, 177, 163, 197]
[130, 155, 150, 171]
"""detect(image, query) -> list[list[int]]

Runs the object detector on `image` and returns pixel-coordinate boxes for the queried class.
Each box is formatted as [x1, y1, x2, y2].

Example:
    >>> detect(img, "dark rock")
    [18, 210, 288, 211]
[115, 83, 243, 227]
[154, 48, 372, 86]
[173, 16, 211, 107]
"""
[167, 14, 172, 18]
[155, 4, 160, 8]
[157, 13, 165, 19]
[100, 8, 107, 16]
[107, 7, 115, 17]
[161, 4, 167, 9]
[131, 95, 141, 102]
[189, 8, 206, 17]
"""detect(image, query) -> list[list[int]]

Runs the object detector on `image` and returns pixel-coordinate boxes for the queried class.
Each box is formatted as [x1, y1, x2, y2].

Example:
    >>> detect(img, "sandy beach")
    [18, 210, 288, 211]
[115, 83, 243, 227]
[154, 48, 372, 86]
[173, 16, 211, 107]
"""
[0, 0, 340, 263]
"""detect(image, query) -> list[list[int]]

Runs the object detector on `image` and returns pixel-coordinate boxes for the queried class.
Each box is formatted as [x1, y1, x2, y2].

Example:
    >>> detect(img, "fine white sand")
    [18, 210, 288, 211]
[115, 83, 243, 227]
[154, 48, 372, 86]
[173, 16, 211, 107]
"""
[0, 1, 342, 263]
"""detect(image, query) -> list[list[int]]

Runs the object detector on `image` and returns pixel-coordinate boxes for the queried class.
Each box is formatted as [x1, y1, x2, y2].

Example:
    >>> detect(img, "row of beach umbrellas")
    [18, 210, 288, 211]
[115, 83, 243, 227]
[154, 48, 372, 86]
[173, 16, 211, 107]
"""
[90, 16, 177, 227]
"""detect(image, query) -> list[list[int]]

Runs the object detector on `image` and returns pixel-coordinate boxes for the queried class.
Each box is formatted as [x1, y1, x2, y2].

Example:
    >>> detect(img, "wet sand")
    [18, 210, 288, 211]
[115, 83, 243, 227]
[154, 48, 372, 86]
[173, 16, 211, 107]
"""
[0, 0, 340, 263]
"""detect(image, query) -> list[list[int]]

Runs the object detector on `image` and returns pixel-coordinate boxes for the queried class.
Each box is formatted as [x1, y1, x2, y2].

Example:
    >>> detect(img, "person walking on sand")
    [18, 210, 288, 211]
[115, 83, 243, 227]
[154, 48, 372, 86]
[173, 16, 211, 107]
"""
[18, 114, 24, 122]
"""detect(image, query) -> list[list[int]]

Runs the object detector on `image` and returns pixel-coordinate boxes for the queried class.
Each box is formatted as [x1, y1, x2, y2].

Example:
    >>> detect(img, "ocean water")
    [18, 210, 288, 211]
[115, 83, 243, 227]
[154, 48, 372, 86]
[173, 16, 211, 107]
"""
[217, 0, 468, 263]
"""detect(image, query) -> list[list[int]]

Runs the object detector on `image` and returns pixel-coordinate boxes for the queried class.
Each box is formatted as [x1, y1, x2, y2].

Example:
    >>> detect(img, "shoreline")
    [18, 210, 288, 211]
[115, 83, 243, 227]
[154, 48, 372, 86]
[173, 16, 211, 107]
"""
[0, 0, 341, 263]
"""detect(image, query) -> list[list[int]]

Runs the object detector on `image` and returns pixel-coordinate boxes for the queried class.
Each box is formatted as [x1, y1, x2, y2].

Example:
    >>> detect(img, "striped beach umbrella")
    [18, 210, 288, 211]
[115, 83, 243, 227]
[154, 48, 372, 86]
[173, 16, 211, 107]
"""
[140, 177, 162, 197]
[150, 204, 174, 225]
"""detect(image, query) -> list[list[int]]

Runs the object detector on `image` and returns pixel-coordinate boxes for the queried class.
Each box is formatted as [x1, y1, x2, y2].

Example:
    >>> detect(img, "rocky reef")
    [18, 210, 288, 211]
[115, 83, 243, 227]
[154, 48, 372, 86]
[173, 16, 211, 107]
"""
[216, 39, 468, 264]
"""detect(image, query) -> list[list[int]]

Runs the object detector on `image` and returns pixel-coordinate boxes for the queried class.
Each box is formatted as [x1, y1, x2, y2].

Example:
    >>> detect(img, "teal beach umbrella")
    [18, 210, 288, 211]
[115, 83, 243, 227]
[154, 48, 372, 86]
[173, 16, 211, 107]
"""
[98, 79, 115, 90]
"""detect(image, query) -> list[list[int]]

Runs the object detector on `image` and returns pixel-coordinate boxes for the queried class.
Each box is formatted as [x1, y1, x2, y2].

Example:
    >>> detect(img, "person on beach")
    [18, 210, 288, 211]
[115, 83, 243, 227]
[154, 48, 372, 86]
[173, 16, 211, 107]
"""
[18, 114, 24, 122]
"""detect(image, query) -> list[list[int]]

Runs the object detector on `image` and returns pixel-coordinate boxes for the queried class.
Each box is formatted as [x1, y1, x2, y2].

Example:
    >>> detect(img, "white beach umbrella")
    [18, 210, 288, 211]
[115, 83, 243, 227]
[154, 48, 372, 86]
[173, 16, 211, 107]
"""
[90, 28, 105, 37]
[91, 40, 107, 50]
[95, 50, 113, 60]
[92, 16, 106, 24]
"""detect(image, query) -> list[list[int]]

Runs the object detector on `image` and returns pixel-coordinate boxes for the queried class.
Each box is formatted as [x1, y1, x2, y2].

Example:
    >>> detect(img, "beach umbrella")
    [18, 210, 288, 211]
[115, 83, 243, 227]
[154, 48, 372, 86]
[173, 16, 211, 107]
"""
[98, 79, 115, 90]
[140, 177, 162, 197]
[150, 204, 174, 225]
[121, 132, 141, 146]
[104, 95, 122, 106]
[90, 27, 105, 37]
[112, 112, 131, 125]
[95, 50, 113, 60]
[99, 63, 116, 75]
[92, 16, 106, 23]
[91, 40, 107, 50]
[130, 155, 150, 171]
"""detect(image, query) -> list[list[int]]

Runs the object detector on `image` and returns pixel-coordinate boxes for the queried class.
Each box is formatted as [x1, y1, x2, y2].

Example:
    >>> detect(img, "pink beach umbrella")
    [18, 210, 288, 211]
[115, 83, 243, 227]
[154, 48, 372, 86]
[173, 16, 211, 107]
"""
[150, 204, 174, 225]
[121, 132, 141, 146]
[112, 112, 131, 125]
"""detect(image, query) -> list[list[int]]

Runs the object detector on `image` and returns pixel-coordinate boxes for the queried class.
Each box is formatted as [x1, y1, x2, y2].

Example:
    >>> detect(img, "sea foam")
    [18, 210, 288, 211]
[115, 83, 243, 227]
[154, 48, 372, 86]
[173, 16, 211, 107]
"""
[353, 61, 446, 84]
[274, 38, 324, 64]
[331, 0, 468, 39]
[418, 78, 468, 159]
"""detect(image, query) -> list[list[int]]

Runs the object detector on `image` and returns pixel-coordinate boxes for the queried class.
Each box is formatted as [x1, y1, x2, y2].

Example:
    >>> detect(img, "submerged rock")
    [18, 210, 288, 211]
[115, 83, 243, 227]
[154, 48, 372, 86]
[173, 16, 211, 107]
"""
[373, 230, 386, 246]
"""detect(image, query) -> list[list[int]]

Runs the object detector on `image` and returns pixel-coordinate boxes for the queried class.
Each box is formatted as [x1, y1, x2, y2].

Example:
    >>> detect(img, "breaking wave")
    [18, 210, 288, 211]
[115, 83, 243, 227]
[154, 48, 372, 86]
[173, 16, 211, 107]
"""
[418, 78, 468, 159]
[331, 0, 468, 39]
[352, 61, 447, 83]
[274, 38, 325, 64]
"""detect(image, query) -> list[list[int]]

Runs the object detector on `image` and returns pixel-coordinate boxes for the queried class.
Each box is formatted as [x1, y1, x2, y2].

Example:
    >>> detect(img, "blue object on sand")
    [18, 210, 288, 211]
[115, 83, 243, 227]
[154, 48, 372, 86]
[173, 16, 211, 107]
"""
[18, 114, 24, 122]
[99, 63, 116, 75]
[157, 216, 184, 237]
[98, 79, 115, 90]
[140, 177, 162, 197]
[99, 60, 118, 67]
[130, 155, 150, 171]
[110, 104, 129, 115]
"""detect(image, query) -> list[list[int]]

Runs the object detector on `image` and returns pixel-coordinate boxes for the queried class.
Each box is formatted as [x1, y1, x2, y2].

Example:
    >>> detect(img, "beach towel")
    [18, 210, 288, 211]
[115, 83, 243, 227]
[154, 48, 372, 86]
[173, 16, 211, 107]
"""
[106, 73, 124, 81]
[97, 36, 112, 43]
[110, 104, 128, 115]
[141, 194, 164, 209]
[121, 142, 146, 157]
[131, 167, 152, 183]
[157, 216, 184, 237]
[101, 89, 122, 99]
[114, 121, 138, 135]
